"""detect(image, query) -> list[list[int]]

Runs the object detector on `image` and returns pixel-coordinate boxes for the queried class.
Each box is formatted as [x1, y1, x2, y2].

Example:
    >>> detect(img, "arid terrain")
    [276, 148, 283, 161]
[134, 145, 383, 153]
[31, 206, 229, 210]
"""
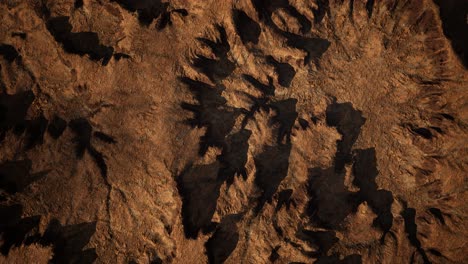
[0, 0, 467, 263]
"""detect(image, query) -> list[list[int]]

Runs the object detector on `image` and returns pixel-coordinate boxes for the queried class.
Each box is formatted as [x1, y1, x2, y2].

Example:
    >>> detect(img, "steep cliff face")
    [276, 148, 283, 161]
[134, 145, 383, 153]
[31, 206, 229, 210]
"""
[0, 0, 466, 263]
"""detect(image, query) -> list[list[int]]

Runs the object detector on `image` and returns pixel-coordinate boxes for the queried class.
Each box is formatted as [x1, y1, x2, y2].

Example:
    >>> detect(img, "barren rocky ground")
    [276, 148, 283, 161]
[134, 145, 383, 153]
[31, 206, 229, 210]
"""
[0, 0, 467, 263]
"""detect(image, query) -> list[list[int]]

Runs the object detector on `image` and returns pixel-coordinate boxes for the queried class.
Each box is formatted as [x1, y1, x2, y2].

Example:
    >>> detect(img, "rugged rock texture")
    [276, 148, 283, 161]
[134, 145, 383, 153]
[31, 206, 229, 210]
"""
[0, 0, 466, 263]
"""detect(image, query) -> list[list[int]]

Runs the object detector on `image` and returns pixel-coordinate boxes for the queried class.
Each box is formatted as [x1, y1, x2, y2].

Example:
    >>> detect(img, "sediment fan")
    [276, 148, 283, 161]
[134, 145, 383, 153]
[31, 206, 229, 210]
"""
[0, 0, 466, 263]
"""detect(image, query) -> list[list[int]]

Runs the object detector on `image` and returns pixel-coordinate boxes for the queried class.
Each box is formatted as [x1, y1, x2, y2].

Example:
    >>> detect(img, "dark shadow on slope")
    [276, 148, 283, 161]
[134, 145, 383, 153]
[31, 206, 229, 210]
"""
[69, 118, 114, 179]
[0, 204, 97, 263]
[112, 0, 188, 30]
[0, 91, 35, 142]
[307, 149, 394, 238]
[275, 189, 294, 211]
[296, 228, 338, 257]
[48, 115, 67, 139]
[25, 114, 48, 149]
[0, 204, 41, 255]
[196, 26, 230, 59]
[112, 0, 168, 26]
[325, 100, 366, 172]
[194, 25, 235, 83]
[250, 0, 310, 34]
[307, 167, 358, 229]
[243, 74, 275, 96]
[366, 0, 375, 18]
[352, 148, 394, 240]
[182, 105, 237, 155]
[0, 44, 20, 62]
[269, 245, 281, 262]
[151, 256, 163, 264]
[192, 53, 235, 83]
[315, 254, 362, 264]
[312, 0, 330, 24]
[180, 78, 239, 156]
[233, 9, 261, 45]
[40, 219, 97, 264]
[298, 118, 309, 129]
[75, 0, 83, 9]
[254, 143, 291, 212]
[270, 99, 298, 144]
[411, 127, 433, 140]
[0, 159, 47, 194]
[281, 32, 330, 65]
[180, 78, 228, 109]
[0, 91, 49, 149]
[205, 214, 241, 264]
[240, 75, 275, 128]
[428, 208, 445, 225]
[401, 206, 431, 264]
[295, 228, 362, 263]
[177, 163, 222, 239]
[46, 16, 114, 65]
[217, 129, 251, 187]
[306, 102, 393, 244]
[250, 0, 330, 64]
[266, 56, 296, 87]
[113, 53, 131, 61]
[156, 9, 188, 31]
[11, 32, 27, 39]
[69, 118, 93, 158]
[94, 131, 117, 144]
[433, 0, 468, 68]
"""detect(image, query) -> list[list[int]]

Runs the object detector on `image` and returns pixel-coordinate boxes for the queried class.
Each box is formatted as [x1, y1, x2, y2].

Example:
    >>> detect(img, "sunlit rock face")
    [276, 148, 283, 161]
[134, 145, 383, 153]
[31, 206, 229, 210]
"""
[0, 0, 466, 263]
